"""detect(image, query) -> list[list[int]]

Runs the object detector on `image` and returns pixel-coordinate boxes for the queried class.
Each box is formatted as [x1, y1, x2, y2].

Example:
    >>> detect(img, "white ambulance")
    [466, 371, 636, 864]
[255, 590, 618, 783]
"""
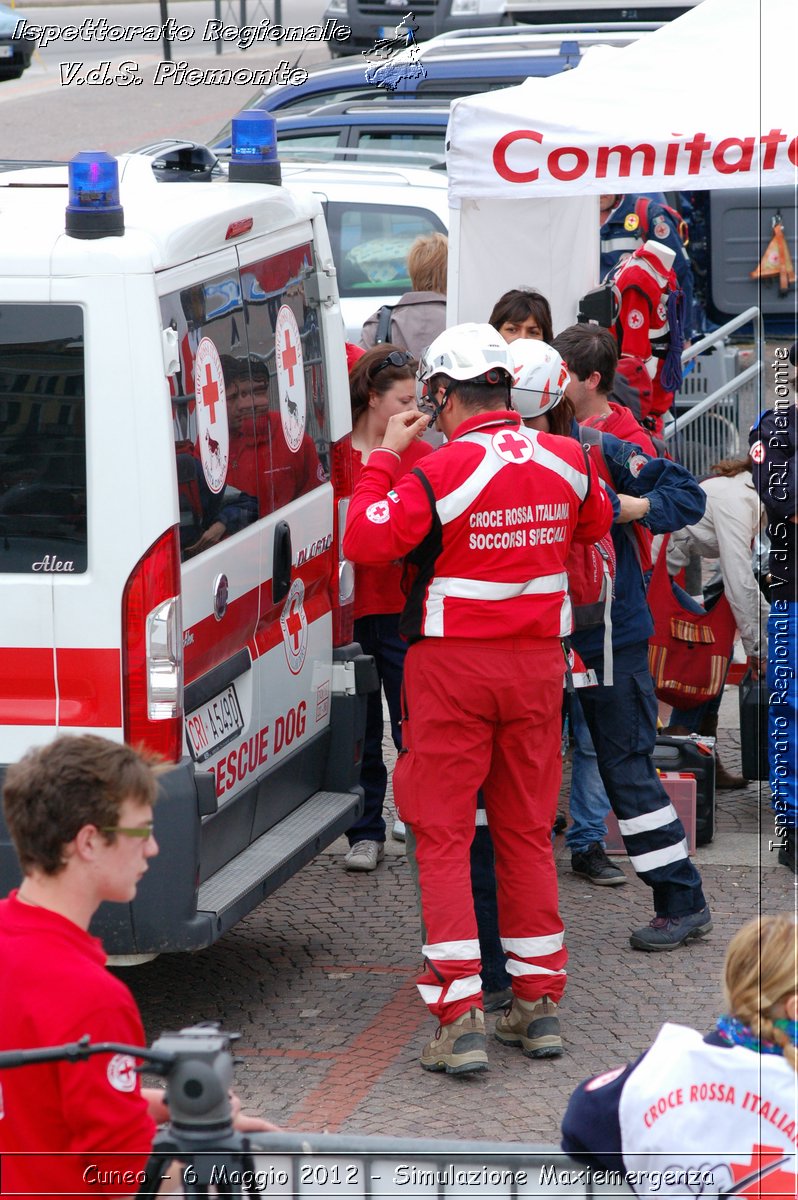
[0, 143, 374, 958]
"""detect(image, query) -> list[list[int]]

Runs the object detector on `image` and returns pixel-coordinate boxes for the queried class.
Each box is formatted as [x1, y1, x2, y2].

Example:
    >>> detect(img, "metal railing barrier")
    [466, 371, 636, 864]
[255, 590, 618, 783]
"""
[663, 306, 763, 478]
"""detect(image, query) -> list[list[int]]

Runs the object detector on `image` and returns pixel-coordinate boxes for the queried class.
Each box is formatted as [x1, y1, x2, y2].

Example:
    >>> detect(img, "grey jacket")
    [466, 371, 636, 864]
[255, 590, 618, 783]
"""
[360, 291, 446, 360]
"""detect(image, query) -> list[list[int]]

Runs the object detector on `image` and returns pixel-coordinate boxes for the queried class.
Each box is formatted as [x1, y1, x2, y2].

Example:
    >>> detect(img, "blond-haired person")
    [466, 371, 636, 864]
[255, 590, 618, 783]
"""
[562, 914, 798, 1192]
[360, 232, 447, 360]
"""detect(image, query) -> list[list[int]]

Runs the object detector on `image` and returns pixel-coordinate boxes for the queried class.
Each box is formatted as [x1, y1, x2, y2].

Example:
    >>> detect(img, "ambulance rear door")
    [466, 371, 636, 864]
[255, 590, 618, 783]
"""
[159, 249, 263, 818]
[235, 228, 336, 838]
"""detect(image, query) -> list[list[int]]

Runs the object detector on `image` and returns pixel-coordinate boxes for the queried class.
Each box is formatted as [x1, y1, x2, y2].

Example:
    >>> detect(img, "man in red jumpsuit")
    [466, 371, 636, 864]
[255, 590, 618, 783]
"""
[343, 323, 614, 1074]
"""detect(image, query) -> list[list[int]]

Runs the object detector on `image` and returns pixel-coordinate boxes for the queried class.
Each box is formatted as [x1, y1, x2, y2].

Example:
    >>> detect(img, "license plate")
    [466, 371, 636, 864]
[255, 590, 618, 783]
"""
[0, 46, 13, 59]
[377, 26, 394, 39]
[185, 684, 244, 764]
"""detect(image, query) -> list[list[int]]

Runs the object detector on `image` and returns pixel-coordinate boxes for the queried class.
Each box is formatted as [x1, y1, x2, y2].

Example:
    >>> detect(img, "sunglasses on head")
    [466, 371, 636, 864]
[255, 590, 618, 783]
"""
[373, 350, 414, 376]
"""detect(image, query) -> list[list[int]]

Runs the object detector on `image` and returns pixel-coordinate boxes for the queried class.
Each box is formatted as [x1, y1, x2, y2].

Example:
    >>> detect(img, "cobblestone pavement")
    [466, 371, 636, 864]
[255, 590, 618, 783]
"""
[125, 689, 795, 1145]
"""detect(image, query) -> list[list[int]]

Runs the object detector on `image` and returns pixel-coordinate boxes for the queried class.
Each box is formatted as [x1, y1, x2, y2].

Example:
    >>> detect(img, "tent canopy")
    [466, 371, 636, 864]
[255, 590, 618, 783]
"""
[445, 0, 797, 330]
[447, 0, 797, 201]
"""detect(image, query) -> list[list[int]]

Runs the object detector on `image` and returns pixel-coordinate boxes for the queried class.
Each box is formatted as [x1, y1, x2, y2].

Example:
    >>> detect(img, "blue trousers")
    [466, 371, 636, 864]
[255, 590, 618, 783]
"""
[346, 613, 406, 846]
[566, 696, 612, 852]
[767, 599, 798, 831]
[577, 640, 707, 918]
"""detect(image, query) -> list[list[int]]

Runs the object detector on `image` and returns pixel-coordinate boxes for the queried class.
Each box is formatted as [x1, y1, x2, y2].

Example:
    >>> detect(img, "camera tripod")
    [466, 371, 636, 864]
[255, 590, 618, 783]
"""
[0, 1023, 268, 1198]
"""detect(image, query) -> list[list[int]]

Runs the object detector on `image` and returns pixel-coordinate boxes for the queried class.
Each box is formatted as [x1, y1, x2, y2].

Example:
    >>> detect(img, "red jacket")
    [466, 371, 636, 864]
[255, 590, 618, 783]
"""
[349, 436, 432, 619]
[581, 402, 657, 457]
[343, 410, 614, 642]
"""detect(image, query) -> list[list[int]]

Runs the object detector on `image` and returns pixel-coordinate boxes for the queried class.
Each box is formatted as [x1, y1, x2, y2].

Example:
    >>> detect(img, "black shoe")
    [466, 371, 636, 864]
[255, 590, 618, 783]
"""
[571, 841, 626, 887]
[629, 906, 713, 951]
[483, 987, 513, 1013]
[778, 828, 797, 874]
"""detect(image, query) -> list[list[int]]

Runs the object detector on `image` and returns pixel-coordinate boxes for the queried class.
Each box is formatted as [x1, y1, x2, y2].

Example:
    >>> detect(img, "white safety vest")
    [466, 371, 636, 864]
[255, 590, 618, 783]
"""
[619, 1023, 798, 1196]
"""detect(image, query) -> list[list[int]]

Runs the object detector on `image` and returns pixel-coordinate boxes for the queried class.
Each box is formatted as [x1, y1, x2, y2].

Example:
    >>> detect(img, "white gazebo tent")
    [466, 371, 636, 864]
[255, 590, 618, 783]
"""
[445, 0, 798, 333]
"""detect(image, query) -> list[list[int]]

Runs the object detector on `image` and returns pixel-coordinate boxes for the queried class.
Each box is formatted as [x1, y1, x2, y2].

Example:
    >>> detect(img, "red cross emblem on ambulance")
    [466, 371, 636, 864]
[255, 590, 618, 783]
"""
[193, 337, 229, 494]
[275, 305, 307, 454]
[492, 429, 534, 463]
[280, 578, 308, 675]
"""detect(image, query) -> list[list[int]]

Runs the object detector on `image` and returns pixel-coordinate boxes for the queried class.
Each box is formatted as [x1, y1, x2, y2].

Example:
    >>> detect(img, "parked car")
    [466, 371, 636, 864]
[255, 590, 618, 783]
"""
[279, 161, 450, 339]
[212, 100, 452, 167]
[0, 4, 35, 80]
[322, 0, 696, 52]
[214, 24, 656, 127]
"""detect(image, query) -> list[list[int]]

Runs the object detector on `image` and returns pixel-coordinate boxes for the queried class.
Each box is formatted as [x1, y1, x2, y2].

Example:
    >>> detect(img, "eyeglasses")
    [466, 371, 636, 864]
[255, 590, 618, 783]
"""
[373, 350, 414, 377]
[100, 823, 155, 839]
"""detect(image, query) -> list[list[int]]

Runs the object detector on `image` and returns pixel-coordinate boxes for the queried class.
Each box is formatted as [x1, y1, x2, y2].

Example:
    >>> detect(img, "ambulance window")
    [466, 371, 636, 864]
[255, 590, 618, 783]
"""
[160, 271, 261, 562]
[239, 244, 330, 515]
[0, 304, 87, 574]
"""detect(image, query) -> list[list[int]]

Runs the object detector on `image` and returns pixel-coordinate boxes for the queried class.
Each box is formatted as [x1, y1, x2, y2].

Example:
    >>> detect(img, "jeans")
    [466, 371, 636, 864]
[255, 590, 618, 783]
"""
[767, 599, 797, 830]
[346, 613, 406, 846]
[577, 640, 706, 918]
[565, 695, 612, 852]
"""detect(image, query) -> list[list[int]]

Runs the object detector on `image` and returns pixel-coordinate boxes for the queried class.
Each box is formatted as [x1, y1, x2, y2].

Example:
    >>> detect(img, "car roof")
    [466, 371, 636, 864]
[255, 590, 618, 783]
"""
[279, 160, 449, 191]
[275, 104, 451, 129]
[255, 22, 655, 94]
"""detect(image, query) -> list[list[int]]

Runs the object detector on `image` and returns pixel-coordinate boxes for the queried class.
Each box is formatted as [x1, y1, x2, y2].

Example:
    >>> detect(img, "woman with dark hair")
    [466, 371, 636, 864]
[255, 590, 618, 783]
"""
[340, 345, 432, 870]
[663, 453, 769, 787]
[488, 288, 554, 346]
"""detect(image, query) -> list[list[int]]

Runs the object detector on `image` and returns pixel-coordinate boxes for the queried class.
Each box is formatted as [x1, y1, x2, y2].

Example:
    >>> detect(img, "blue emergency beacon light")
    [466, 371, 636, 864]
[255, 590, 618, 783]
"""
[228, 111, 281, 185]
[65, 152, 124, 239]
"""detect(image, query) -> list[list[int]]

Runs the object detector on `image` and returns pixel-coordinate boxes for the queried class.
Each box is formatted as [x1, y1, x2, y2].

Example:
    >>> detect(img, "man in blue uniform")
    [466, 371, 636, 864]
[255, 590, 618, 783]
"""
[553, 326, 711, 951]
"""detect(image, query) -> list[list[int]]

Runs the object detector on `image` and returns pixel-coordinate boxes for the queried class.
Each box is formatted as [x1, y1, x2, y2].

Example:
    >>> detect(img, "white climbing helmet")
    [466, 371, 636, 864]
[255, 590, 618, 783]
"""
[509, 339, 570, 419]
[417, 323, 514, 387]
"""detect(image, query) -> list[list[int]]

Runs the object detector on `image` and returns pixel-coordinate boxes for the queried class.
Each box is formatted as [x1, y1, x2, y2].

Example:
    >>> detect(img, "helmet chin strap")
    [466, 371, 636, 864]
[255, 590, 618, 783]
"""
[423, 382, 454, 428]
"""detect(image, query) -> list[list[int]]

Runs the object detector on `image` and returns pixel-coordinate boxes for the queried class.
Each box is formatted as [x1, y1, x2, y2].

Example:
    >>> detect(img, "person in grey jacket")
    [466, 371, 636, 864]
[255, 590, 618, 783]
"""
[360, 232, 447, 360]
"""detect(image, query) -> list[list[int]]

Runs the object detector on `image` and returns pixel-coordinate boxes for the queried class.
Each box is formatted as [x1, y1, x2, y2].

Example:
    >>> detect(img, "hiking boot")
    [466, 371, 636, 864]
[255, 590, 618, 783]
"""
[630, 905, 713, 951]
[494, 995, 563, 1059]
[391, 818, 406, 842]
[778, 828, 797, 875]
[343, 841, 385, 872]
[482, 987, 513, 1013]
[420, 1007, 488, 1075]
[715, 755, 748, 790]
[571, 841, 626, 886]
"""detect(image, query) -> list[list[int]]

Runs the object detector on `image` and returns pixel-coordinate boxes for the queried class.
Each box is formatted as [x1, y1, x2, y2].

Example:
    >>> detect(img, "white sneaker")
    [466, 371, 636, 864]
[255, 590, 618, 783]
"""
[344, 841, 385, 872]
[392, 818, 406, 842]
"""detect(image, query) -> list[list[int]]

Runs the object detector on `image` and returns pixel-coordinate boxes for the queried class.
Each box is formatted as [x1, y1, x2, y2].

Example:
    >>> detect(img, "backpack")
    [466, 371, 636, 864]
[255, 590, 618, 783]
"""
[374, 304, 395, 345]
[565, 440, 618, 684]
[633, 196, 689, 248]
[578, 422, 657, 574]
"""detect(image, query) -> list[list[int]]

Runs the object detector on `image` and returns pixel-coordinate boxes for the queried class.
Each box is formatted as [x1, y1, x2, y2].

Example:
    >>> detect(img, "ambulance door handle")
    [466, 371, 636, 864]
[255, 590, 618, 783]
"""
[272, 521, 292, 604]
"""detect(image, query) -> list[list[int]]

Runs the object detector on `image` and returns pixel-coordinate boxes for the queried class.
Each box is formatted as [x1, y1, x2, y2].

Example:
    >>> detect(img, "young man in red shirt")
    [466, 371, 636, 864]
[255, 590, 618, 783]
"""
[0, 735, 271, 1199]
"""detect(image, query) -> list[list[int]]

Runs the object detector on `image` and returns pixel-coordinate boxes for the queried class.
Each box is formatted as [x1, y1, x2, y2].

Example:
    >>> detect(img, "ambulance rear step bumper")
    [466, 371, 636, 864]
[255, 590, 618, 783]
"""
[197, 788, 362, 938]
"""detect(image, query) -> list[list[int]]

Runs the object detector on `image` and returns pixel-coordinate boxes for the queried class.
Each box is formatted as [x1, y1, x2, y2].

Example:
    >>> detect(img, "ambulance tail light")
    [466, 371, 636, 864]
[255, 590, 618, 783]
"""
[330, 442, 355, 647]
[122, 527, 184, 762]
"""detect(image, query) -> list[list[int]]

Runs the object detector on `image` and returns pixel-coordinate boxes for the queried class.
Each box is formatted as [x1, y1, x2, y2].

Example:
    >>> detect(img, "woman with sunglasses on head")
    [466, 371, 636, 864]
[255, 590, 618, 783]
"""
[340, 345, 432, 871]
[489, 288, 554, 346]
[562, 913, 798, 1192]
